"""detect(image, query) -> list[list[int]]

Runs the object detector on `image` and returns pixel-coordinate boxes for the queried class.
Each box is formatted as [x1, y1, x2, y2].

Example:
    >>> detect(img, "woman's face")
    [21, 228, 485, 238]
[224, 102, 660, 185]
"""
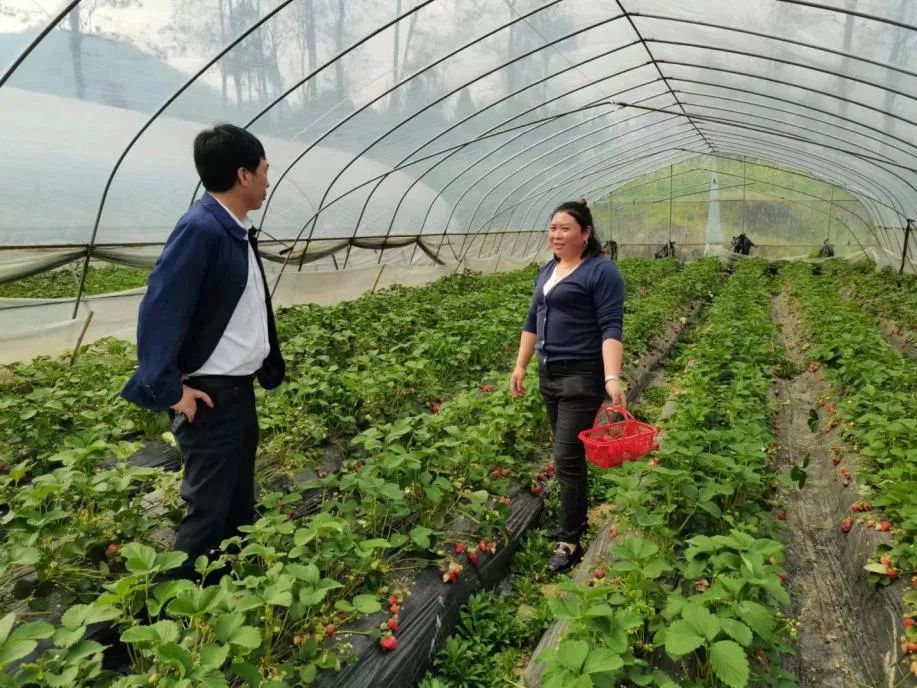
[548, 211, 590, 260]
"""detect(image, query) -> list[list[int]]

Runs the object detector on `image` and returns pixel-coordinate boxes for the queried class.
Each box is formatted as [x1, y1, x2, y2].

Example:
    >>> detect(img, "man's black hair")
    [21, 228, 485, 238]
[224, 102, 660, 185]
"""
[193, 124, 265, 193]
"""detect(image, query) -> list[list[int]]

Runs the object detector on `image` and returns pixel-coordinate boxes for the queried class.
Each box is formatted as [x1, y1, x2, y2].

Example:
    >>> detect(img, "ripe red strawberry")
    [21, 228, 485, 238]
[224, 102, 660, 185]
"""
[498, 497, 511, 506]
[430, 404, 440, 414]
[841, 518, 853, 534]
[887, 568, 898, 580]
[388, 595, 399, 607]
[387, 618, 399, 632]
[531, 484, 542, 497]
[775, 511, 787, 521]
[610, 527, 618, 539]
[325, 624, 336, 638]
[594, 569, 605, 580]
[105, 543, 119, 558]
[881, 554, 893, 567]
[880, 521, 891, 532]
[905, 618, 915, 629]
[380, 635, 398, 651]
[832, 456, 841, 466]
[454, 544, 465, 555]
[468, 552, 479, 567]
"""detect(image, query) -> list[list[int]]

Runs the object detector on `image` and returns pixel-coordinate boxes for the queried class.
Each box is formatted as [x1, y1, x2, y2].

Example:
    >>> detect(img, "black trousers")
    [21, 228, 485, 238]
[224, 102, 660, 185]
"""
[170, 375, 259, 577]
[538, 359, 606, 545]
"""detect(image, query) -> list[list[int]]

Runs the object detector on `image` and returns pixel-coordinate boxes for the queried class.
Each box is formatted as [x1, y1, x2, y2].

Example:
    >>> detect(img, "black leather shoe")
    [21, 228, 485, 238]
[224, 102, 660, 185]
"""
[547, 542, 583, 573]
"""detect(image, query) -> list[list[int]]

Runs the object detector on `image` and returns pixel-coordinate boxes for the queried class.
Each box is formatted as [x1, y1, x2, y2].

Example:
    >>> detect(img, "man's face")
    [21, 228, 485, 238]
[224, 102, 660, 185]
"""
[240, 158, 270, 211]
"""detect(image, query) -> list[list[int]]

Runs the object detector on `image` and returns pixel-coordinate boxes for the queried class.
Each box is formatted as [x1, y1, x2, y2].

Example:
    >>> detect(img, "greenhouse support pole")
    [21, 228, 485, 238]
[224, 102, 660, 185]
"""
[741, 156, 747, 235]
[609, 192, 614, 241]
[668, 164, 673, 242]
[71, 247, 92, 319]
[899, 219, 913, 278]
[826, 186, 835, 243]
[69, 310, 94, 368]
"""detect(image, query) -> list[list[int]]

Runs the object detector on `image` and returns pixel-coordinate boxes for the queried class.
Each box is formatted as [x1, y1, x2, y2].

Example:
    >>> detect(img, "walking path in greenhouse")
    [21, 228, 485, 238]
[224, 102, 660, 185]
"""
[1, 1, 916, 687]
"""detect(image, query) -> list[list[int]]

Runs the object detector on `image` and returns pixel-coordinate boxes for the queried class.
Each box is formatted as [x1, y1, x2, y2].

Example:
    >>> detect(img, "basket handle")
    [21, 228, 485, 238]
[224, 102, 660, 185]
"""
[593, 404, 634, 427]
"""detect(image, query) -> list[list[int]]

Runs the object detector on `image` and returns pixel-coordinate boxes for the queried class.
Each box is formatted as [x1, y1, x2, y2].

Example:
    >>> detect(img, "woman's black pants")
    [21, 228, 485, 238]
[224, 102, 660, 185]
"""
[538, 358, 606, 545]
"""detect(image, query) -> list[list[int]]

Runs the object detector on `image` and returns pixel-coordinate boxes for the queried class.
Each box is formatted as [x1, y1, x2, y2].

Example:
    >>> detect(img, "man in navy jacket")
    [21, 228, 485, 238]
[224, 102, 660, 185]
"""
[122, 124, 285, 579]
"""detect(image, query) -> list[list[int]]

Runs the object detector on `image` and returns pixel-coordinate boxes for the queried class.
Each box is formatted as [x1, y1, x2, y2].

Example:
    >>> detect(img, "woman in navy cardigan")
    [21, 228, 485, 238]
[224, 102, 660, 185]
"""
[509, 201, 625, 572]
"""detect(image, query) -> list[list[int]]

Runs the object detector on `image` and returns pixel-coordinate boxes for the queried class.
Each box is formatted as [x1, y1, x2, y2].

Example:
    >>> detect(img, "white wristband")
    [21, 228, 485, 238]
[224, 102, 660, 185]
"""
[604, 374, 620, 382]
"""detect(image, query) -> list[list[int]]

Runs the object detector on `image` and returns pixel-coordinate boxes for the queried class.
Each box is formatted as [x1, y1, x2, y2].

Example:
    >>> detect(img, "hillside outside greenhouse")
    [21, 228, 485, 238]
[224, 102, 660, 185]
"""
[0, 1, 916, 687]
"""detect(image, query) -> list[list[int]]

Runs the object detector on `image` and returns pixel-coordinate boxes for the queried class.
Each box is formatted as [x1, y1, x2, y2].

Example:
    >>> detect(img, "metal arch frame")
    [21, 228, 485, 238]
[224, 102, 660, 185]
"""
[187, 0, 437, 207]
[630, 11, 917, 82]
[677, 90, 917, 164]
[348, 48, 653, 267]
[686, 127, 911, 224]
[516, 149, 707, 240]
[671, 78, 917, 158]
[474, 142, 703, 239]
[610, 104, 917, 181]
[775, 0, 917, 33]
[464, 147, 703, 260]
[564, 101, 900, 207]
[659, 59, 917, 129]
[456, 95, 682, 244]
[0, 0, 82, 87]
[496, 132, 707, 238]
[681, 137, 903, 233]
[615, 0, 713, 151]
[486, 125, 702, 239]
[660, 100, 916, 175]
[648, 39, 917, 105]
[612, 102, 917, 200]
[256, 0, 570, 236]
[699, 143, 906, 259]
[331, 45, 653, 269]
[262, 105, 620, 248]
[460, 147, 703, 259]
[581, 171, 870, 257]
[404, 94, 676, 264]
[679, 100, 917, 197]
[3, 3, 913, 255]
[682, 167, 873, 253]
[417, 94, 670, 235]
[272, 10, 633, 281]
[516, 141, 874, 243]
[478, 120, 700, 255]
[689, 134, 903, 247]
[663, 153, 890, 232]
[469, 118, 696, 241]
[342, 6, 916, 267]
[415, 95, 677, 264]
[71, 0, 298, 318]
[695, 136, 907, 257]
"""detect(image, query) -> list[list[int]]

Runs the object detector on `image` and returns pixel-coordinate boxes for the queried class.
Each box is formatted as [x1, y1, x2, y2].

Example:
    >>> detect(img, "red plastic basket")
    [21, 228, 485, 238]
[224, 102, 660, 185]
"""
[578, 405, 659, 469]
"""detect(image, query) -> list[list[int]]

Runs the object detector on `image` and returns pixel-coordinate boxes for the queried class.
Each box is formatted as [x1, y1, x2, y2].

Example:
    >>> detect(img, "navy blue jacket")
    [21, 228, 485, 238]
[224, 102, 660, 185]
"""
[121, 194, 285, 411]
[523, 255, 625, 364]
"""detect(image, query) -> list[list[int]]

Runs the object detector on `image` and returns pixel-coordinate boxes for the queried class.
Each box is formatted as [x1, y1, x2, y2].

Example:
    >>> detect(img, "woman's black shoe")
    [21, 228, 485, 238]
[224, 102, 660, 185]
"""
[547, 542, 583, 573]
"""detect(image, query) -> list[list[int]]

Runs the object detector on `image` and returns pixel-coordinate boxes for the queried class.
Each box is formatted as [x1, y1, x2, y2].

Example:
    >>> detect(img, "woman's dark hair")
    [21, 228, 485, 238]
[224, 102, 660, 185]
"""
[193, 124, 265, 192]
[551, 201, 602, 259]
